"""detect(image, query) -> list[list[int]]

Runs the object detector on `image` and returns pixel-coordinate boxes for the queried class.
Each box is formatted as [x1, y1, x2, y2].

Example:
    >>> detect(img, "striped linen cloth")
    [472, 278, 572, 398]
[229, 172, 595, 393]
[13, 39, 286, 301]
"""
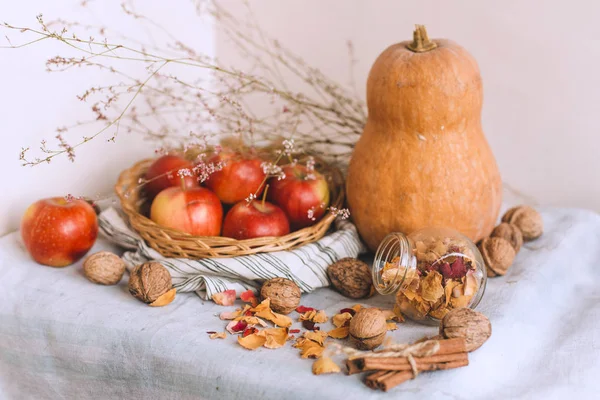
[98, 207, 367, 300]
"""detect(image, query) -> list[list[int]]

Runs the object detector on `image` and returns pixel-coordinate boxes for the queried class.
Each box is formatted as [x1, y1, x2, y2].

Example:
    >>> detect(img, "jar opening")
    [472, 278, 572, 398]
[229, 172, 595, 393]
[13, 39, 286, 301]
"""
[372, 233, 415, 295]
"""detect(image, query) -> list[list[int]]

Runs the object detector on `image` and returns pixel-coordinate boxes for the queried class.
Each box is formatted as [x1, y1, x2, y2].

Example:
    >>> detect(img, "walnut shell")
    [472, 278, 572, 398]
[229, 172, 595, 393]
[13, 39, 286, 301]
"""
[502, 205, 543, 241]
[260, 278, 301, 314]
[440, 308, 491, 352]
[128, 262, 172, 304]
[478, 237, 516, 277]
[327, 258, 373, 299]
[349, 308, 387, 350]
[490, 223, 523, 253]
[83, 251, 126, 285]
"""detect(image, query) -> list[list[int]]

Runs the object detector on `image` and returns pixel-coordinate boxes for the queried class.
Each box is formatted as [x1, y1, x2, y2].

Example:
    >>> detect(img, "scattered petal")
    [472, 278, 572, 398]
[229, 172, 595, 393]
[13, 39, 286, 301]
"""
[386, 322, 398, 331]
[149, 288, 176, 307]
[240, 289, 259, 307]
[219, 309, 242, 320]
[209, 332, 227, 339]
[312, 357, 341, 375]
[237, 333, 267, 350]
[212, 290, 236, 306]
[328, 326, 350, 339]
[332, 312, 353, 328]
[295, 305, 315, 313]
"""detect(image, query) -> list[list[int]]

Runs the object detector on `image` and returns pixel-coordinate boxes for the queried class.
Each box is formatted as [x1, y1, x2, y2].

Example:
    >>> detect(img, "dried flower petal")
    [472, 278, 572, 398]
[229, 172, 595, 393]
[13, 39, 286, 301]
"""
[332, 312, 353, 328]
[303, 330, 328, 345]
[237, 333, 267, 350]
[219, 309, 242, 320]
[339, 308, 356, 316]
[209, 332, 227, 339]
[240, 289, 259, 307]
[302, 320, 319, 331]
[293, 337, 325, 359]
[299, 309, 328, 323]
[251, 298, 293, 327]
[289, 329, 301, 334]
[149, 288, 176, 307]
[312, 357, 341, 375]
[227, 320, 248, 334]
[212, 289, 236, 306]
[296, 305, 315, 313]
[328, 326, 350, 339]
[242, 327, 259, 337]
[261, 327, 289, 349]
[386, 322, 398, 331]
[420, 271, 444, 302]
[351, 304, 363, 313]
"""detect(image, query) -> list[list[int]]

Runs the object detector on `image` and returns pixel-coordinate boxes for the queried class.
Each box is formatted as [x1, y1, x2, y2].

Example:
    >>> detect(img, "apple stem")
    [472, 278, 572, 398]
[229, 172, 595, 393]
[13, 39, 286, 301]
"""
[180, 175, 186, 192]
[262, 184, 269, 207]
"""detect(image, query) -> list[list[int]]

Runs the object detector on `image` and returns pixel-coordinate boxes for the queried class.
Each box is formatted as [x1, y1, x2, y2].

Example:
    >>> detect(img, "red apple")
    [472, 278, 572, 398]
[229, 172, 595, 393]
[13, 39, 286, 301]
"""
[269, 165, 330, 229]
[145, 154, 197, 199]
[222, 200, 290, 240]
[21, 197, 98, 267]
[150, 186, 222, 236]
[204, 151, 266, 204]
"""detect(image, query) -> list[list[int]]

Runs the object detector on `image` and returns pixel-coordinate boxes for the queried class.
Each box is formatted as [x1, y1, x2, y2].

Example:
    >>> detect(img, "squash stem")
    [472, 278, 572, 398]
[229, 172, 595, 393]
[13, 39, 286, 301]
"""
[406, 24, 437, 53]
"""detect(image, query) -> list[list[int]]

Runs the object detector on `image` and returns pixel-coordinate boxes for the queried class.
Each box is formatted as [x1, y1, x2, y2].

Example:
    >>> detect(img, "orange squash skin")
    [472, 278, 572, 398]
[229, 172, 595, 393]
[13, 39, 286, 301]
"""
[346, 39, 502, 252]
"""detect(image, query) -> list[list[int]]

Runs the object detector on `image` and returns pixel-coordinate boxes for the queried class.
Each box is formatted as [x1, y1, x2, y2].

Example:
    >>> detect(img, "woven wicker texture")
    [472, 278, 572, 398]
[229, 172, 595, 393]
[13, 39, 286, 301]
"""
[115, 158, 345, 258]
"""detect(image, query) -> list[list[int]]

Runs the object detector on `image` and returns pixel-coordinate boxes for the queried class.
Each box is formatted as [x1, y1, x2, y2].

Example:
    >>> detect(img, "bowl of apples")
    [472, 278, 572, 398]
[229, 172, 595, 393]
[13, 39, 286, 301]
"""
[114, 148, 345, 258]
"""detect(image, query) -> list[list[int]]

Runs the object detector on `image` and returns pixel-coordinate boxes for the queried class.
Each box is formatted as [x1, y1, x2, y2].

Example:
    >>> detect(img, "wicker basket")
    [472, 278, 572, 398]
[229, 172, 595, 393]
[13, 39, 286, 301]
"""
[115, 158, 345, 258]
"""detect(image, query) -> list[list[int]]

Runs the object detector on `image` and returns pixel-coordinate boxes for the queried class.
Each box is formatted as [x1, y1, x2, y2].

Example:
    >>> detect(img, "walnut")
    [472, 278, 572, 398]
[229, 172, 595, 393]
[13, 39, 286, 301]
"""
[260, 278, 301, 315]
[502, 205, 543, 241]
[490, 223, 523, 253]
[348, 308, 387, 350]
[83, 251, 126, 285]
[439, 308, 491, 352]
[327, 258, 373, 299]
[477, 237, 516, 277]
[128, 262, 173, 304]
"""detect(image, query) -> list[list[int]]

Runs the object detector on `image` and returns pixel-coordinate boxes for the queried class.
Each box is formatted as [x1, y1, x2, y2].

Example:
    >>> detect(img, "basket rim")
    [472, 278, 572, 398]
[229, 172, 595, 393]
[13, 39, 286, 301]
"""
[114, 157, 345, 246]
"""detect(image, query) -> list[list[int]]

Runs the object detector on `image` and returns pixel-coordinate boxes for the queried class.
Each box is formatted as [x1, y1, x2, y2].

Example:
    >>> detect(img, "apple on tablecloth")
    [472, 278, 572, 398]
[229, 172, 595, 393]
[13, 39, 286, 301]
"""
[21, 197, 98, 267]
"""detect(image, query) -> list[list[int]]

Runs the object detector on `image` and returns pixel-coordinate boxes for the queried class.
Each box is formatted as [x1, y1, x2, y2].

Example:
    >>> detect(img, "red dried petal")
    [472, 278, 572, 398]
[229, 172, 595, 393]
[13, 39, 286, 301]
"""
[289, 329, 301, 334]
[450, 257, 467, 278]
[240, 289, 258, 306]
[296, 306, 315, 313]
[242, 327, 258, 337]
[231, 320, 248, 332]
[439, 262, 452, 279]
[206, 331, 217, 334]
[339, 308, 356, 316]
[302, 320, 320, 331]
[244, 310, 254, 316]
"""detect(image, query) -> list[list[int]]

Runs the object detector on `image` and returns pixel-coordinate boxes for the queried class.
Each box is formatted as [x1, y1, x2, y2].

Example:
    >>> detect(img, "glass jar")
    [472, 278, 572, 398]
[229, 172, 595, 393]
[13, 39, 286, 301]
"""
[372, 227, 487, 325]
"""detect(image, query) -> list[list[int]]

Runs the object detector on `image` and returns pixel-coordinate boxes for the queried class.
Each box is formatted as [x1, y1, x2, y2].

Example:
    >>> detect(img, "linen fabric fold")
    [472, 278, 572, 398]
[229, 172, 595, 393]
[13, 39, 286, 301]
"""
[98, 207, 366, 300]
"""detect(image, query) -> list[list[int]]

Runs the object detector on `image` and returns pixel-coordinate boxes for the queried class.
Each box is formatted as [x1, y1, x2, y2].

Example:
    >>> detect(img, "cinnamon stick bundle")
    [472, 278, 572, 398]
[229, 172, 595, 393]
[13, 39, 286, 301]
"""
[346, 338, 466, 375]
[347, 338, 469, 391]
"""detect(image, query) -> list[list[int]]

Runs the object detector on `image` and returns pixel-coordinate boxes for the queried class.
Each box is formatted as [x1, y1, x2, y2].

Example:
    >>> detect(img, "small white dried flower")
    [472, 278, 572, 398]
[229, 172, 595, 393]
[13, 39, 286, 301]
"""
[329, 207, 350, 220]
[307, 207, 317, 221]
[177, 168, 193, 178]
[245, 193, 257, 204]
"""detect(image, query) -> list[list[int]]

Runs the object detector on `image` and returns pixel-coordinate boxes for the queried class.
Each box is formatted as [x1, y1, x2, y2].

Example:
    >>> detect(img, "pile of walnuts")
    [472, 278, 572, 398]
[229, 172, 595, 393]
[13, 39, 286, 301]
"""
[478, 205, 543, 277]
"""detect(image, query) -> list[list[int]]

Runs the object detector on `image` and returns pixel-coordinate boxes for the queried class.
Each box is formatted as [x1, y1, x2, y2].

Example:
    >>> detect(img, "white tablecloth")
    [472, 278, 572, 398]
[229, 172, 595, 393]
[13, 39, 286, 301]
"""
[1, 207, 599, 400]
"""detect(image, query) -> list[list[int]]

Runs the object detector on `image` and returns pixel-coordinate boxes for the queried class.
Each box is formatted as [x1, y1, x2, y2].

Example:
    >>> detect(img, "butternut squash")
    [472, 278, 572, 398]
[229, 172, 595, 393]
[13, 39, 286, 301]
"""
[347, 25, 502, 251]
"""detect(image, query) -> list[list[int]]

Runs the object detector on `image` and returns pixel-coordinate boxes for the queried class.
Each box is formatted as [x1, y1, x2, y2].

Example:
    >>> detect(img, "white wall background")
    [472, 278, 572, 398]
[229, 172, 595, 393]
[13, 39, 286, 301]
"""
[0, 0, 214, 235]
[1, 0, 599, 235]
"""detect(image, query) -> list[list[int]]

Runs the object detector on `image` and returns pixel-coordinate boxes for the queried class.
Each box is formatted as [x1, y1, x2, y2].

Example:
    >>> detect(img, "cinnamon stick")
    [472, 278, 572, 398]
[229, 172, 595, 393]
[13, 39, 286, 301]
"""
[377, 358, 469, 391]
[347, 338, 467, 375]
